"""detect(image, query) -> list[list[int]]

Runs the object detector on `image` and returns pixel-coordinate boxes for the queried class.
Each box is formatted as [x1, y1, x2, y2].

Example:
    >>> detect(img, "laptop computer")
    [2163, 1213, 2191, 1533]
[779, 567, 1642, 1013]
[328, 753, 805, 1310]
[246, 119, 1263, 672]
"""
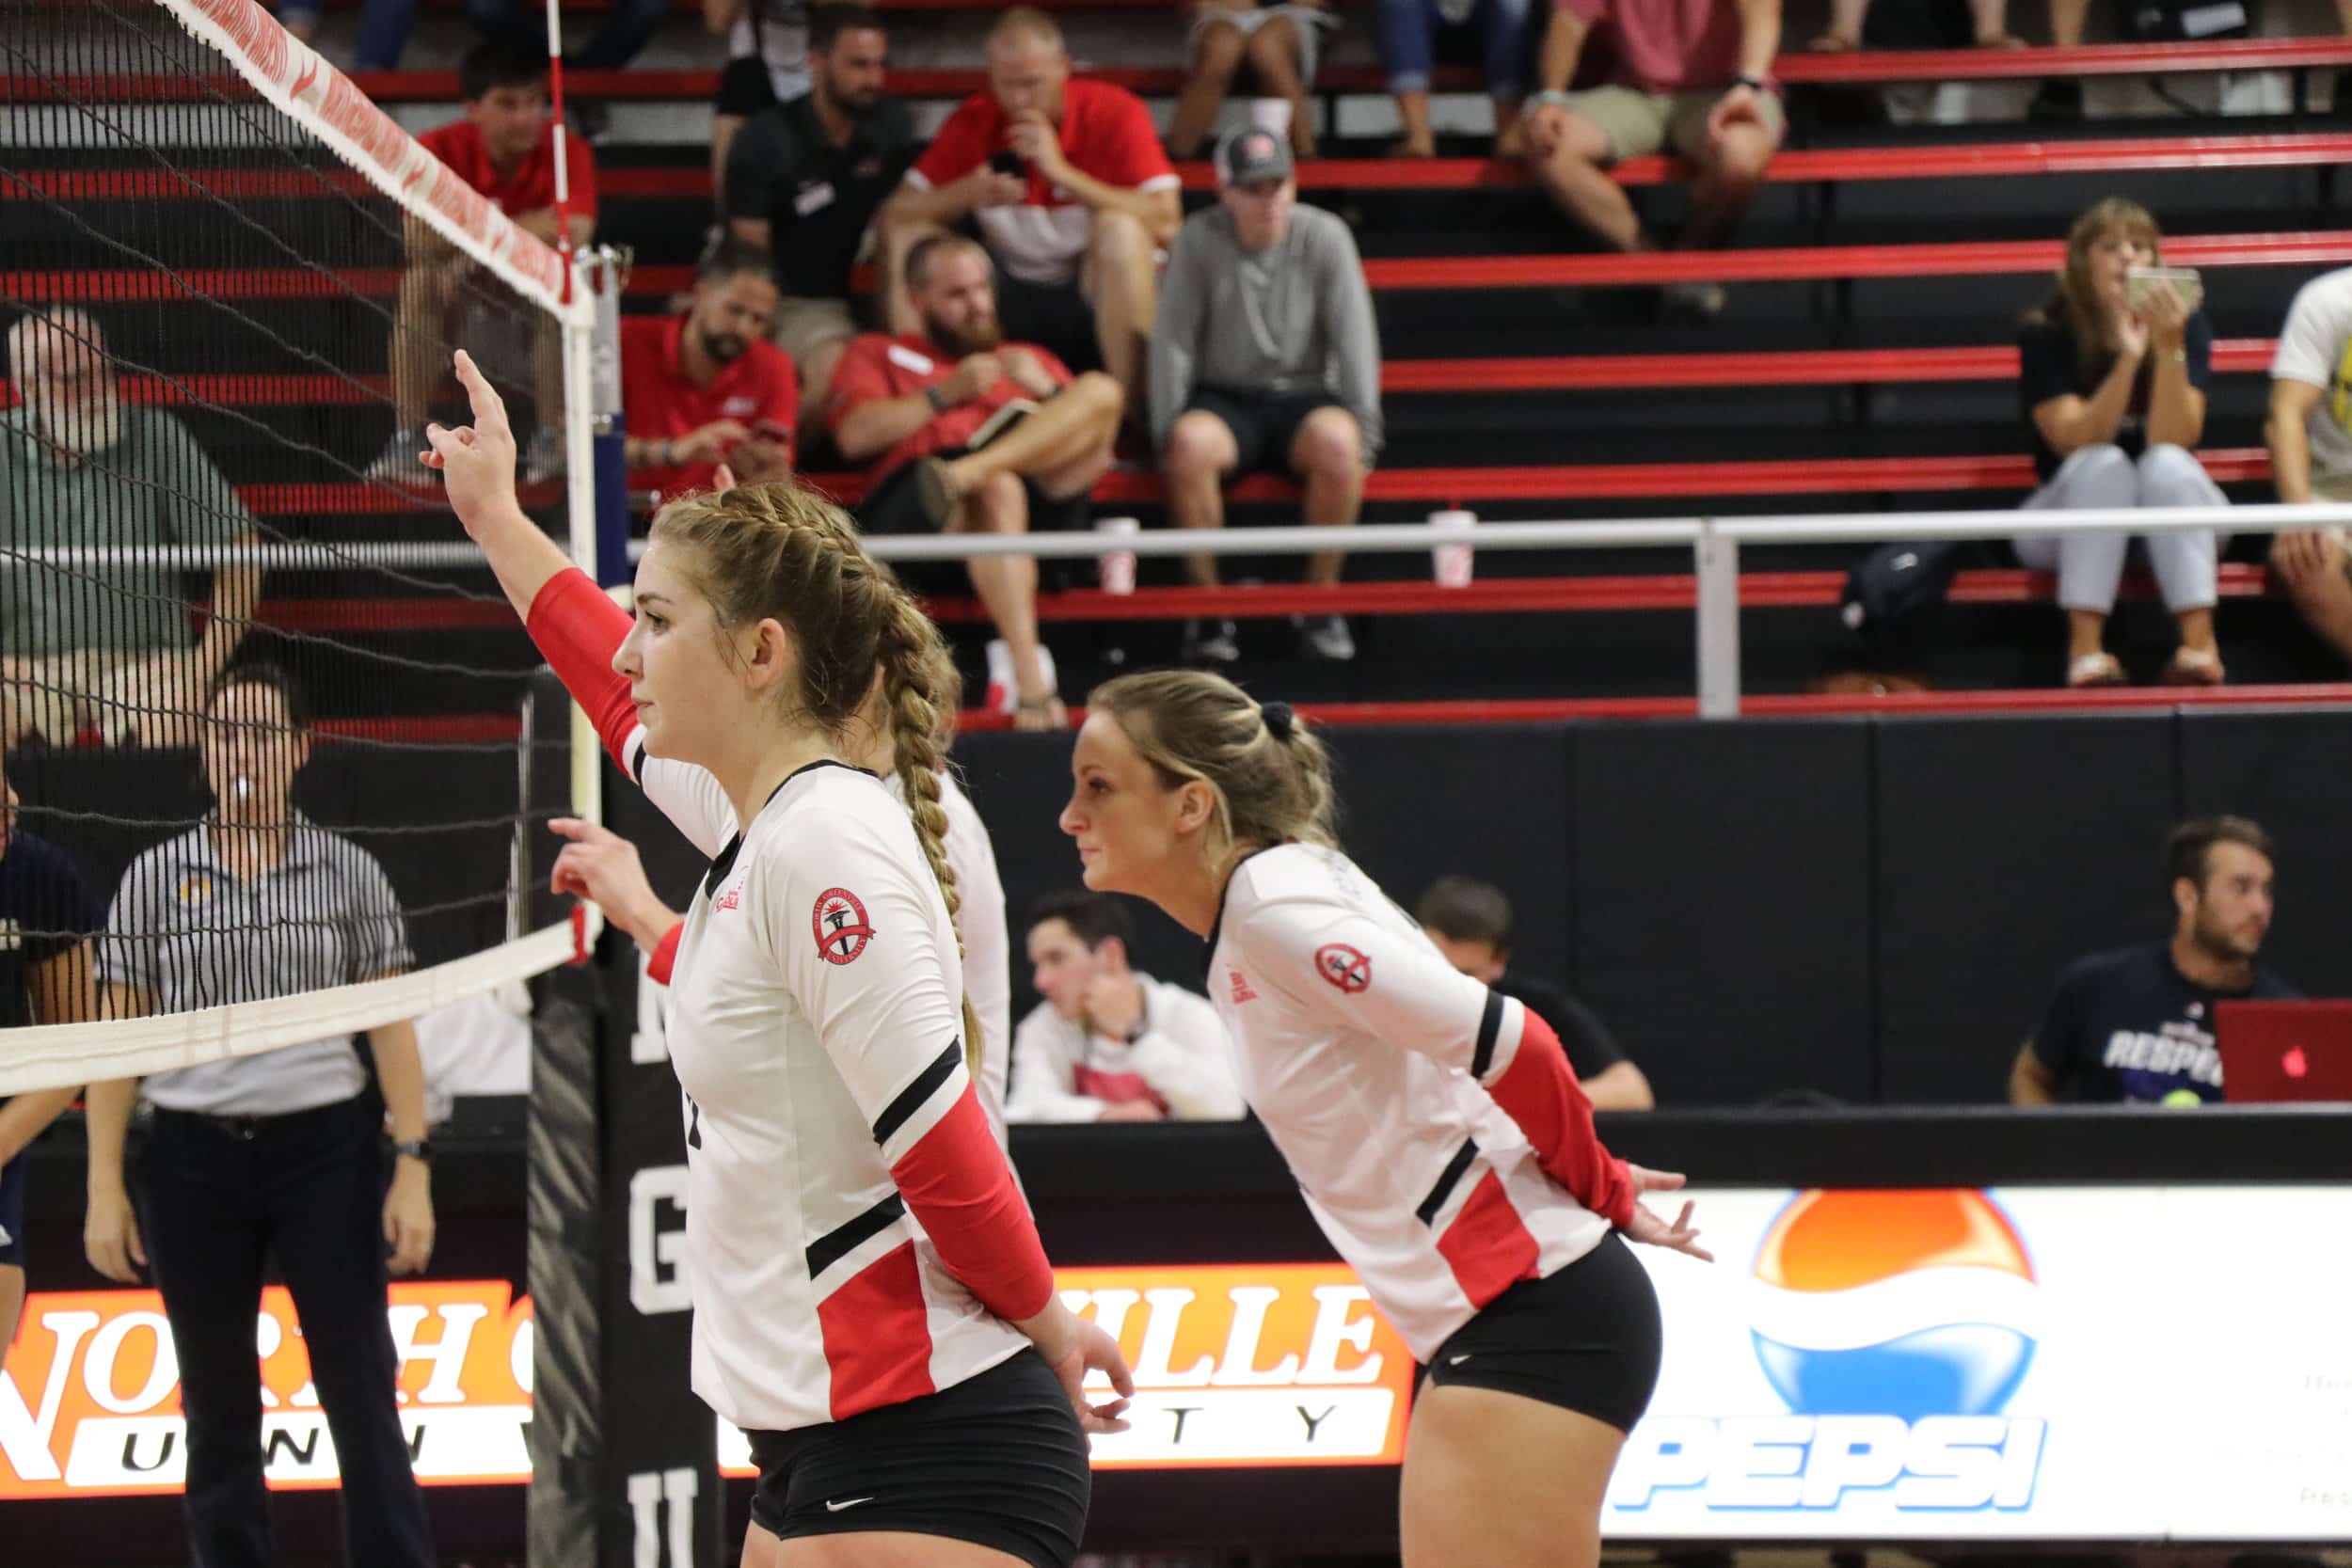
[2216, 1000, 2352, 1103]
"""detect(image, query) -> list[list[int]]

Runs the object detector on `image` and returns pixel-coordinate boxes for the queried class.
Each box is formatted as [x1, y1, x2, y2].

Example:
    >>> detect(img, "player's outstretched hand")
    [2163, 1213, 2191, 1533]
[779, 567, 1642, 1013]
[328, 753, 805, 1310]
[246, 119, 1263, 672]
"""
[1622, 1164, 1713, 1262]
[1021, 1298, 1135, 1435]
[422, 349, 519, 535]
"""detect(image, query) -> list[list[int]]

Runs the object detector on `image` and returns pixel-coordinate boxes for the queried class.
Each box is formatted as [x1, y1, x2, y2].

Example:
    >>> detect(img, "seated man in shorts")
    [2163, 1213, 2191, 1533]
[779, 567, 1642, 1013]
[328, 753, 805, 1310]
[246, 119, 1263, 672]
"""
[1152, 128, 1380, 665]
[369, 42, 598, 484]
[830, 234, 1123, 730]
[722, 5, 915, 431]
[876, 8, 1179, 411]
[1521, 0, 1782, 320]
[2266, 261, 2352, 664]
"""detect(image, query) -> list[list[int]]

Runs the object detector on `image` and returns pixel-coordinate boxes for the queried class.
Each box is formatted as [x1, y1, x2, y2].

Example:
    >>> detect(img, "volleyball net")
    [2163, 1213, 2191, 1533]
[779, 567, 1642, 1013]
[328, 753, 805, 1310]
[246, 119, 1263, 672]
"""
[0, 0, 599, 1096]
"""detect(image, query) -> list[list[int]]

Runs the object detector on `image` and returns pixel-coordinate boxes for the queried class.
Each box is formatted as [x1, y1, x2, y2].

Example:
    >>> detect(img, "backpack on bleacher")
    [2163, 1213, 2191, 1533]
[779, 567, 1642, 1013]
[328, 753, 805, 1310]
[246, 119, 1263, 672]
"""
[1838, 541, 1970, 647]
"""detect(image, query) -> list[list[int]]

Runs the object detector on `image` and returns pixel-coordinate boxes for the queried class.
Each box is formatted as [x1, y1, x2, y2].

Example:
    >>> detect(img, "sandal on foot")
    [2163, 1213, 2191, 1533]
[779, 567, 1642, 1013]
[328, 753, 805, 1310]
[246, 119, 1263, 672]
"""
[2162, 646, 2226, 687]
[2066, 651, 2127, 688]
[1012, 693, 1069, 732]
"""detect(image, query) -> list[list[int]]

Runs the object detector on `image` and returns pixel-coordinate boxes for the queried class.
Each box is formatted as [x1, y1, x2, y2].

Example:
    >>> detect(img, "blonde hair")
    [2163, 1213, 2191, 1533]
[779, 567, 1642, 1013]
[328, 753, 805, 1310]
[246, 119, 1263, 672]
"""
[649, 480, 980, 1069]
[987, 6, 1064, 53]
[1089, 670, 1337, 859]
[2027, 197, 2164, 374]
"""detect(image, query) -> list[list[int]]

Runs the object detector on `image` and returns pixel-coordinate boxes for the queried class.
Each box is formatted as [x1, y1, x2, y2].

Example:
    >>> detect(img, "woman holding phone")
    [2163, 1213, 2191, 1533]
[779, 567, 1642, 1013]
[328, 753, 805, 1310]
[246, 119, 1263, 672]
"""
[2013, 197, 2228, 688]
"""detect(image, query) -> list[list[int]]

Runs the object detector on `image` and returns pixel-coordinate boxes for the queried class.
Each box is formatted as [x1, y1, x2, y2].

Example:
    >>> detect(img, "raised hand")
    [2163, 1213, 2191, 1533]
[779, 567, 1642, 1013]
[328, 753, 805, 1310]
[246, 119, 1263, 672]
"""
[422, 350, 520, 535]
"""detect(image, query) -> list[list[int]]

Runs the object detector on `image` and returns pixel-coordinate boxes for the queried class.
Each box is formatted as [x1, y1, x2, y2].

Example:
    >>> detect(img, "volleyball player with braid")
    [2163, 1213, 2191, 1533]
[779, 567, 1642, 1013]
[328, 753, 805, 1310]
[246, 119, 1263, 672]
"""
[424, 352, 1127, 1568]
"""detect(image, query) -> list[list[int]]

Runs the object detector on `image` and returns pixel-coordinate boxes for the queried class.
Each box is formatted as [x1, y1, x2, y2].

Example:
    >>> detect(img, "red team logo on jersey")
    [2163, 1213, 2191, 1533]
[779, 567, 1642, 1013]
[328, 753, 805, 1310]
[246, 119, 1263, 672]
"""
[1314, 943, 1371, 993]
[812, 888, 874, 964]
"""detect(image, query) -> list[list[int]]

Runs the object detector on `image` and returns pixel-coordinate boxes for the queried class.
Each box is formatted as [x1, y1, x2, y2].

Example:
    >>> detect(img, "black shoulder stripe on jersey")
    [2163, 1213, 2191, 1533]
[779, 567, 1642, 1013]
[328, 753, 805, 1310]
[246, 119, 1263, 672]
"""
[804, 1192, 906, 1279]
[628, 735, 647, 785]
[1415, 1136, 1481, 1227]
[1470, 990, 1505, 1080]
[872, 1039, 961, 1147]
[702, 833, 743, 901]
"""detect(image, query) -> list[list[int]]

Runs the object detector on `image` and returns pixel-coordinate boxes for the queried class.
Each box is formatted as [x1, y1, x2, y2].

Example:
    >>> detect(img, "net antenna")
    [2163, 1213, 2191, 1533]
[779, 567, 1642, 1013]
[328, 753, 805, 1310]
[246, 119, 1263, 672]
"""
[0, 0, 605, 1096]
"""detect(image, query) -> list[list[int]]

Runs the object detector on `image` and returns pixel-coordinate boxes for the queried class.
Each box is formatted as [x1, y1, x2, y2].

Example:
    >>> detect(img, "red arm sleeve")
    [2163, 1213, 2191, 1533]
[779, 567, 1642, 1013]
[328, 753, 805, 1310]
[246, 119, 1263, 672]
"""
[524, 567, 636, 768]
[1487, 1007, 1636, 1227]
[888, 1085, 1055, 1321]
[644, 921, 683, 988]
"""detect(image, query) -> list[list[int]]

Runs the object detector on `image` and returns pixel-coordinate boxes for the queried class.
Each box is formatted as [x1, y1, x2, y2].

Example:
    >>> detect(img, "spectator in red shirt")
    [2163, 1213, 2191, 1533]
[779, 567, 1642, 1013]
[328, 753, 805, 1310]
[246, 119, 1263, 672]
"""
[619, 245, 799, 504]
[1521, 0, 1781, 320]
[830, 234, 1122, 731]
[876, 8, 1179, 412]
[368, 44, 598, 487]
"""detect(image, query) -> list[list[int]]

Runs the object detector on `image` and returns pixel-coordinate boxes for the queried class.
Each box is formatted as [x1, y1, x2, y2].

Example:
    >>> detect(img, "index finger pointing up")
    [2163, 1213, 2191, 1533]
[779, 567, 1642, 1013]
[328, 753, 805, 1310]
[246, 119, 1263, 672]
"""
[453, 349, 510, 430]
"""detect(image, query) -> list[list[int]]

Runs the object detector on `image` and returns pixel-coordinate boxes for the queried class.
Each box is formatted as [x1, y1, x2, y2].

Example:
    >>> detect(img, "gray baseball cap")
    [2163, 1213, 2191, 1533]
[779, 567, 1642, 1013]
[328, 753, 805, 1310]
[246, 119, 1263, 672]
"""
[1217, 125, 1294, 188]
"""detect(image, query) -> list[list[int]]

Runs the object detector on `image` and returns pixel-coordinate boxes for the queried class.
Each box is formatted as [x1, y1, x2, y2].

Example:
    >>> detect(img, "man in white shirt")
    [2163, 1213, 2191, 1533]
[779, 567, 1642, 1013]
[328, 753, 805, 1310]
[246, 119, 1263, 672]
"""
[1009, 891, 1243, 1124]
[2265, 264, 2352, 662]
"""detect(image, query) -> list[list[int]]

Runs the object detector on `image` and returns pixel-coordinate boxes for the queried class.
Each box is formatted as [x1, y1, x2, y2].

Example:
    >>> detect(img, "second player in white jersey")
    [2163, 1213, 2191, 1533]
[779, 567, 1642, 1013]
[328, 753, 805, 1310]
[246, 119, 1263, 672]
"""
[1057, 669, 1707, 1568]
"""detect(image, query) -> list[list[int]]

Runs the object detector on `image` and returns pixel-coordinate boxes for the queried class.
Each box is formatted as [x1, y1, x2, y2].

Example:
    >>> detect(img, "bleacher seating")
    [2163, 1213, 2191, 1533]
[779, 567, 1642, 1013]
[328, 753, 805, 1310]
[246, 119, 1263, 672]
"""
[7, 30, 2352, 721]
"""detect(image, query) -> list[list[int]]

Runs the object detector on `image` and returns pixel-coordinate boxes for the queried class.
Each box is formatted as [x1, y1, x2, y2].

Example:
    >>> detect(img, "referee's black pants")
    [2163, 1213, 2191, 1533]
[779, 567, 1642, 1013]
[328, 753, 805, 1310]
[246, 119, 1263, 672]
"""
[135, 1095, 434, 1568]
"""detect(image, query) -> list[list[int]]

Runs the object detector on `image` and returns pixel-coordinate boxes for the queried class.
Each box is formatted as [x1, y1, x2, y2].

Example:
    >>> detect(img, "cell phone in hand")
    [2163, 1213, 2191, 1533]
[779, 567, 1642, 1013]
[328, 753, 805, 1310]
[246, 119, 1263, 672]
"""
[2126, 265, 2203, 316]
[989, 150, 1025, 179]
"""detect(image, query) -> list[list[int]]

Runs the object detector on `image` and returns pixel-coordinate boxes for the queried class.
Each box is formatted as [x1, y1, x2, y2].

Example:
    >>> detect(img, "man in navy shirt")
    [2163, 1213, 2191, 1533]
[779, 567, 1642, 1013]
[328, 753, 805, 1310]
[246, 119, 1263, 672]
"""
[2010, 816, 2295, 1105]
[0, 752, 104, 1366]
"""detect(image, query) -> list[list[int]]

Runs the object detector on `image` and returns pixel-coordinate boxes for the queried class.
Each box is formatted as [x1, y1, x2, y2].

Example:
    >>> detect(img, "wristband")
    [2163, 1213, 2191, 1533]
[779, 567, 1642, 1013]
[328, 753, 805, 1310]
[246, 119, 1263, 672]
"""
[392, 1138, 435, 1165]
[660, 437, 675, 467]
[1735, 72, 1776, 93]
[1528, 88, 1575, 110]
[924, 383, 950, 414]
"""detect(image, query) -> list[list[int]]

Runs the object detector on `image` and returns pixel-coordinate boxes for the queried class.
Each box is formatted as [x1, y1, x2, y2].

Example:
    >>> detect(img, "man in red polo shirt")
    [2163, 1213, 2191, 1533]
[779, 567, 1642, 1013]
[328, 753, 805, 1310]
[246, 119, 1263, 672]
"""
[875, 8, 1177, 412]
[369, 43, 599, 487]
[830, 234, 1122, 731]
[619, 245, 798, 503]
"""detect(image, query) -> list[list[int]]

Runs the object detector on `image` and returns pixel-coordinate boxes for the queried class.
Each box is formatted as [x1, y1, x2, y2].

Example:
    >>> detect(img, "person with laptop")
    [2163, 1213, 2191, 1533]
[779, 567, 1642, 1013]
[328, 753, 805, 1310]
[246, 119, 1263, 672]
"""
[2009, 816, 2296, 1105]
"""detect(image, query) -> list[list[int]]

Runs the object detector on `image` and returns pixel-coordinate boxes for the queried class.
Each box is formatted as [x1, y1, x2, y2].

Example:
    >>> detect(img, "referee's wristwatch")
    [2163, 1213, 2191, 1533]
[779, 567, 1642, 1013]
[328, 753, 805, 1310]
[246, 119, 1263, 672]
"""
[392, 1138, 436, 1165]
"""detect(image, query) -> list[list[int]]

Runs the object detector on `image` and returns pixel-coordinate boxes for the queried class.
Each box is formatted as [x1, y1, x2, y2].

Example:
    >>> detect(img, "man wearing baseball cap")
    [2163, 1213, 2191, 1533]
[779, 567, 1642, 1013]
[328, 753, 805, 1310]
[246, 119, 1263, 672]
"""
[1152, 125, 1382, 665]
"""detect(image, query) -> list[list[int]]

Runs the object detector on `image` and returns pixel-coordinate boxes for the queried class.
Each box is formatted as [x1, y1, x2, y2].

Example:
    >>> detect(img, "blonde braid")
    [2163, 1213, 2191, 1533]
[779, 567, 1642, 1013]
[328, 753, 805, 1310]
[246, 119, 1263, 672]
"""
[875, 589, 984, 1076]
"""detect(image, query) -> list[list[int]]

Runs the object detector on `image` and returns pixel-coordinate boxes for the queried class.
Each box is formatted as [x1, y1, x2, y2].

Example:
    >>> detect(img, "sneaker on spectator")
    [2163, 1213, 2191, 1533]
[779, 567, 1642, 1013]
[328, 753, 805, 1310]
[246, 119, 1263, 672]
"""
[364, 427, 435, 488]
[1295, 613, 1355, 662]
[522, 427, 566, 485]
[1661, 281, 1727, 321]
[1182, 617, 1241, 664]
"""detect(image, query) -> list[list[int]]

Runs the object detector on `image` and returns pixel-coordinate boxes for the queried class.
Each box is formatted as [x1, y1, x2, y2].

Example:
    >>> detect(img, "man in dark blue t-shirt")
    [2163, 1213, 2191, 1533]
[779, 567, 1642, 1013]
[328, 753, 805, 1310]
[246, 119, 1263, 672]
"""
[2010, 816, 2295, 1105]
[0, 753, 105, 1366]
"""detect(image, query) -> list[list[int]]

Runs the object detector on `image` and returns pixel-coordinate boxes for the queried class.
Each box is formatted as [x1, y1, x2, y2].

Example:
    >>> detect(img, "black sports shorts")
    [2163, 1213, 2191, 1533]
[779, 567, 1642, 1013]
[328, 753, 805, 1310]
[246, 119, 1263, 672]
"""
[1181, 384, 1347, 478]
[1420, 1229, 1664, 1434]
[742, 1348, 1092, 1568]
[859, 444, 1091, 538]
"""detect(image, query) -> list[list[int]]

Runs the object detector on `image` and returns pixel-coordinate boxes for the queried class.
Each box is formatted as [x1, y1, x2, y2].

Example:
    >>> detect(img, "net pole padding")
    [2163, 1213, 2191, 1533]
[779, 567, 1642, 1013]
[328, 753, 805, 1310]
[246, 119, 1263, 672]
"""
[0, 922, 581, 1098]
[584, 246, 634, 588]
[151, 0, 590, 331]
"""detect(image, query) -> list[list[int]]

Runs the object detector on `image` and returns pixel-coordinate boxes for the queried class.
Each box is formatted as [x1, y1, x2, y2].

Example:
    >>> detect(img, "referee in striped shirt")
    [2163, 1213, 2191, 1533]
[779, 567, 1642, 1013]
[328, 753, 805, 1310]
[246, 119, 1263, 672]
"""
[81, 665, 436, 1568]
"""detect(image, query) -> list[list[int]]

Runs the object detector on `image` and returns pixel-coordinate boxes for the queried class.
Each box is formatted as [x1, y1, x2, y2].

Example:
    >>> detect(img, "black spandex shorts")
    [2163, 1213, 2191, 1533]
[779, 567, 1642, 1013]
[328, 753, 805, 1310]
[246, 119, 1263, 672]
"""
[1420, 1229, 1663, 1434]
[0, 1153, 24, 1269]
[859, 443, 1092, 538]
[1182, 384, 1346, 477]
[714, 55, 779, 118]
[742, 1349, 1091, 1568]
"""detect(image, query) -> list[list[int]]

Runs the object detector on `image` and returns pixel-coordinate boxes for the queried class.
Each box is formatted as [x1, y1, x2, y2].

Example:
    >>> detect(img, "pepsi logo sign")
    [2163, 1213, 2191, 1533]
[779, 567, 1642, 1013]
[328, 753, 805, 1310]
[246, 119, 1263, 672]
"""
[1613, 1190, 2048, 1515]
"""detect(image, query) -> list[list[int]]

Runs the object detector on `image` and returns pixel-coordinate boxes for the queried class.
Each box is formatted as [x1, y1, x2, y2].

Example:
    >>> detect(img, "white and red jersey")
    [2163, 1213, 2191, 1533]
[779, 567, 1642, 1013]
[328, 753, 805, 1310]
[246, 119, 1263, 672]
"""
[628, 729, 1015, 1143]
[524, 570, 1050, 1433]
[902, 78, 1177, 286]
[1209, 844, 1637, 1361]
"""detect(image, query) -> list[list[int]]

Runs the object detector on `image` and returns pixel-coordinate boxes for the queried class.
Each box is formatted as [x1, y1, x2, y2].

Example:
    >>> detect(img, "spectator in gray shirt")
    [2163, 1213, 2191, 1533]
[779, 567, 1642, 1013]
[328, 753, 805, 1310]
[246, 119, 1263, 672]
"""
[1152, 127, 1381, 666]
